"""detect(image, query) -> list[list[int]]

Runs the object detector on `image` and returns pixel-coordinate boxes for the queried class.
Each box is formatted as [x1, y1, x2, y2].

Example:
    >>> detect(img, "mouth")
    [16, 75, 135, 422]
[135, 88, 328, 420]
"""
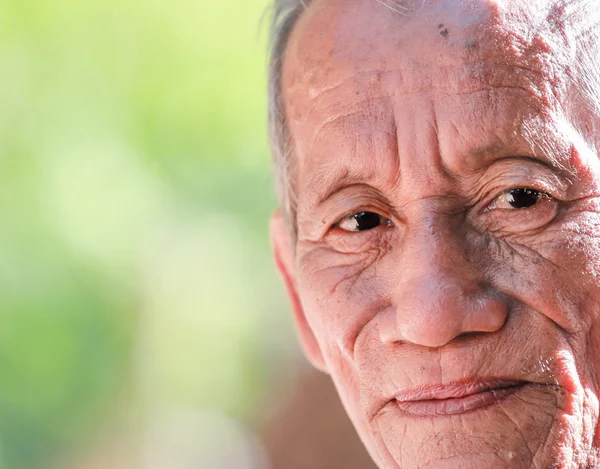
[394, 379, 527, 417]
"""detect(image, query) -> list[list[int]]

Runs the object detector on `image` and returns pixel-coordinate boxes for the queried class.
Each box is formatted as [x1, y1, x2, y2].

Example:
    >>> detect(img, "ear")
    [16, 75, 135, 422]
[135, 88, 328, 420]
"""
[270, 211, 327, 373]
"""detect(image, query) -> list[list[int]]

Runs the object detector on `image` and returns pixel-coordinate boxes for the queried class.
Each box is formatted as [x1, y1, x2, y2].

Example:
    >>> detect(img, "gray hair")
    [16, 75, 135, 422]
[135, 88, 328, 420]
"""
[268, 0, 311, 238]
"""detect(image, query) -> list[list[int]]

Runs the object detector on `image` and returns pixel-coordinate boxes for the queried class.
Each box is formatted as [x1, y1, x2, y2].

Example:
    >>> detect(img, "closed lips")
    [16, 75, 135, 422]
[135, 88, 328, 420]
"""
[394, 379, 527, 416]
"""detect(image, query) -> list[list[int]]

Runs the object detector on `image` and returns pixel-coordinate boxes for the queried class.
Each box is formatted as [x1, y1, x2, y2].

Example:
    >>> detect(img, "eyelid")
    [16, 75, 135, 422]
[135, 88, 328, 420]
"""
[483, 187, 552, 212]
[313, 185, 396, 225]
[474, 160, 570, 203]
[477, 178, 565, 215]
[323, 197, 395, 229]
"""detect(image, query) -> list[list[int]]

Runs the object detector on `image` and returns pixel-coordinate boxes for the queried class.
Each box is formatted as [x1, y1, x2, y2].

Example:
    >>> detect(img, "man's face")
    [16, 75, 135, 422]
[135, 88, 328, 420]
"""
[271, 0, 600, 467]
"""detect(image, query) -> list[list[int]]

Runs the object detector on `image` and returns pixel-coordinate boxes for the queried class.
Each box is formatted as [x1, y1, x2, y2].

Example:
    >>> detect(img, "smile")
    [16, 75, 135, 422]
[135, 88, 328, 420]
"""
[394, 379, 527, 416]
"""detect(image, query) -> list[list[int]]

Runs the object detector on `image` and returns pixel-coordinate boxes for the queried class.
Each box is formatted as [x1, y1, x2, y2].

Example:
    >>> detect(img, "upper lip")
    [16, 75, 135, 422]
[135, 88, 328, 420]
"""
[394, 378, 526, 403]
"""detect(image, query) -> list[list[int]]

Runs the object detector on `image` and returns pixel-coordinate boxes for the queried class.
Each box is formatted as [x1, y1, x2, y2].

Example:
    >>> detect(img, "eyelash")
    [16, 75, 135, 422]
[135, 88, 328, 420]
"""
[483, 187, 552, 211]
[334, 210, 393, 233]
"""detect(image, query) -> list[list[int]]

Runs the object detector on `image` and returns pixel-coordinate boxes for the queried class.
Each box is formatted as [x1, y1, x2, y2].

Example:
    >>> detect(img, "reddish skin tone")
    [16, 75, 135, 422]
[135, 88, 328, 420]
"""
[271, 0, 600, 467]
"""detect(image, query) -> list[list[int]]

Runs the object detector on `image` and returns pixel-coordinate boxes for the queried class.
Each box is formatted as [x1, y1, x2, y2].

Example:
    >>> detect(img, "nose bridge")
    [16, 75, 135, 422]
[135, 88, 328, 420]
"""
[403, 214, 478, 311]
[406, 211, 472, 280]
[380, 211, 508, 348]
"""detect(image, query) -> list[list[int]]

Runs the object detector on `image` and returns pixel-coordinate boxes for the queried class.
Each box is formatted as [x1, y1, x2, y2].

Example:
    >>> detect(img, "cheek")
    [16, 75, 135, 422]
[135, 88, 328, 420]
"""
[488, 208, 600, 334]
[297, 246, 391, 361]
[296, 253, 392, 440]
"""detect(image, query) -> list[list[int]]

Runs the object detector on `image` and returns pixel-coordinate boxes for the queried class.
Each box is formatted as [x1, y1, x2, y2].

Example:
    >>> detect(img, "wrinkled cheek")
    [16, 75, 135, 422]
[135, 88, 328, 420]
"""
[296, 255, 393, 447]
[553, 350, 600, 467]
[585, 385, 600, 453]
[323, 342, 382, 453]
[489, 228, 600, 334]
[299, 262, 389, 363]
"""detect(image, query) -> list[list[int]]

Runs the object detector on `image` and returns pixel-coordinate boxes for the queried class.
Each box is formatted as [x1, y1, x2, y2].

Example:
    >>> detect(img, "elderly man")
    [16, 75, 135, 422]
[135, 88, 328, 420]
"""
[267, 0, 600, 467]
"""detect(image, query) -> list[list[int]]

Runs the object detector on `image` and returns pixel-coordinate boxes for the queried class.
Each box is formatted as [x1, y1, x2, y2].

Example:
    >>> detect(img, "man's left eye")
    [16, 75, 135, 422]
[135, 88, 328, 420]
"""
[489, 188, 551, 210]
[337, 211, 391, 232]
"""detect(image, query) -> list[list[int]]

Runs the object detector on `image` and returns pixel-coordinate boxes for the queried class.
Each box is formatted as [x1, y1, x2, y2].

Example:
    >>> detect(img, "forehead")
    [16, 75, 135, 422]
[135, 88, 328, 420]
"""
[280, 0, 598, 210]
[283, 0, 572, 110]
[288, 0, 552, 77]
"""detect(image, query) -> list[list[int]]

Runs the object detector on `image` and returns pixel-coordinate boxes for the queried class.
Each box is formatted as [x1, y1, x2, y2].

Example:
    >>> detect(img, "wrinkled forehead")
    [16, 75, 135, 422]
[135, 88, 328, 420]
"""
[282, 0, 600, 129]
[285, 0, 557, 82]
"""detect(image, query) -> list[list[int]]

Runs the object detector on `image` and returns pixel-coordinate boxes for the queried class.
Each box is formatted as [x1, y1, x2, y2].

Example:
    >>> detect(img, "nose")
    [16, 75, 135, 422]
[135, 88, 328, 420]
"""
[379, 219, 508, 348]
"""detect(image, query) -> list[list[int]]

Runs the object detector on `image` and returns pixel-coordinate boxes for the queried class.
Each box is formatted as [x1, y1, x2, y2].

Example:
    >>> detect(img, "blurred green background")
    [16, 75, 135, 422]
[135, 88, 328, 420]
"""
[0, 0, 310, 467]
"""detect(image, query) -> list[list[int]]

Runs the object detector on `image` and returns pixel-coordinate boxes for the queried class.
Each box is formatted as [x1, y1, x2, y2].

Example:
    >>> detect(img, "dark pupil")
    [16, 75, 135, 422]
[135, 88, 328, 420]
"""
[507, 188, 541, 209]
[353, 212, 381, 231]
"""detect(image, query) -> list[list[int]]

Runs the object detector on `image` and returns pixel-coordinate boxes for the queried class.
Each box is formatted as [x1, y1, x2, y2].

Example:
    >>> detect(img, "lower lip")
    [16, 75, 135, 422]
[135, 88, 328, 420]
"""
[395, 383, 526, 416]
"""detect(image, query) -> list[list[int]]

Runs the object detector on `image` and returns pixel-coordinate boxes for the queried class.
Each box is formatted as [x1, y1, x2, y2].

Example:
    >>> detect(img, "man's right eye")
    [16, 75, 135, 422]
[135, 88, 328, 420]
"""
[337, 211, 391, 232]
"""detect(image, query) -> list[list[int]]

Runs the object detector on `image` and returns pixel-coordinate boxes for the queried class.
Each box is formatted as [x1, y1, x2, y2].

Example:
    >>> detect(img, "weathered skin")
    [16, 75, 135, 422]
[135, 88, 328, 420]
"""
[270, 0, 600, 467]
